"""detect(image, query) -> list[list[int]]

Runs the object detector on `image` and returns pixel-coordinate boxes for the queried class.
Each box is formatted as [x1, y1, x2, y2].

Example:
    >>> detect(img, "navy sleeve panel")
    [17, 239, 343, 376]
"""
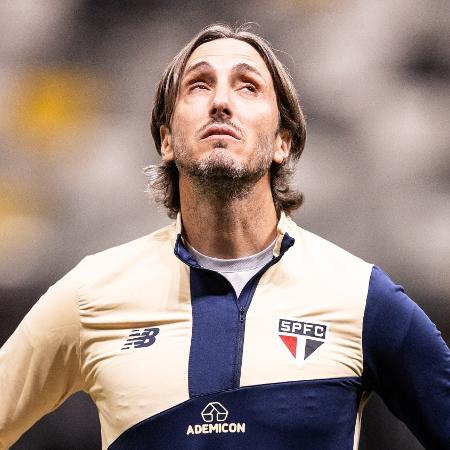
[363, 265, 450, 449]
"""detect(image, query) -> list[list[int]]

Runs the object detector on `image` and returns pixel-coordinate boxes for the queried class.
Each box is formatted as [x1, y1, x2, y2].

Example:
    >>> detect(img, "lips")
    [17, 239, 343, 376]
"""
[200, 125, 240, 140]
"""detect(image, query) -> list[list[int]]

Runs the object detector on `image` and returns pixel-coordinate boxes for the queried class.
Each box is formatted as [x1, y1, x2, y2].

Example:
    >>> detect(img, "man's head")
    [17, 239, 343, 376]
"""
[149, 24, 306, 218]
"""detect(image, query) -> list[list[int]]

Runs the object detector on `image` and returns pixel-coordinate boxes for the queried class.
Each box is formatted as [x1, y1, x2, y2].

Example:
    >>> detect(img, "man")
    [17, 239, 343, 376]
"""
[1, 24, 449, 450]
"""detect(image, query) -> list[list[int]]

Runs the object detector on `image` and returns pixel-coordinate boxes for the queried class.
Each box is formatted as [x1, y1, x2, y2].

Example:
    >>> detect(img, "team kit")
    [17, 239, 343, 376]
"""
[2, 213, 447, 449]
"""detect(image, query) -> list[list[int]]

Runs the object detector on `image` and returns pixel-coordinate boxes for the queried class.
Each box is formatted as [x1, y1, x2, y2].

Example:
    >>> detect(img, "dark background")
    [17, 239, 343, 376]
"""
[1, 1, 449, 449]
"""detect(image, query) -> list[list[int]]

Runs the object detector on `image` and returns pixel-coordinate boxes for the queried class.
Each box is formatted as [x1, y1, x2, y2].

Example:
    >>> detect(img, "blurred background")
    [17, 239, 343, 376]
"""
[0, 0, 449, 449]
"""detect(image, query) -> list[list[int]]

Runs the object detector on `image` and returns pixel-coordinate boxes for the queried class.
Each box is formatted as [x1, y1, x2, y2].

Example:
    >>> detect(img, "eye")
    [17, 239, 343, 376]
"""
[189, 82, 209, 92]
[242, 83, 257, 93]
[237, 80, 259, 94]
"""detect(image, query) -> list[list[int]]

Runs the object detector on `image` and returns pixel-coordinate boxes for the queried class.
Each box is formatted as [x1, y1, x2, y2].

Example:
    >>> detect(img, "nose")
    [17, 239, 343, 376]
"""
[209, 84, 232, 120]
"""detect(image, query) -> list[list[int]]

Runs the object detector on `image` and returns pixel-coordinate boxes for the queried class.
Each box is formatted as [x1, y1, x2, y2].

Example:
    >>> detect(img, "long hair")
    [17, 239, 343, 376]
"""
[147, 23, 307, 218]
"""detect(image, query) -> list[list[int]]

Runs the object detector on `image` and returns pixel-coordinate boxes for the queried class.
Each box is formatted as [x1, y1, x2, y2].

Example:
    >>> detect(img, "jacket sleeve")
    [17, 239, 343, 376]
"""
[362, 265, 450, 450]
[0, 264, 83, 449]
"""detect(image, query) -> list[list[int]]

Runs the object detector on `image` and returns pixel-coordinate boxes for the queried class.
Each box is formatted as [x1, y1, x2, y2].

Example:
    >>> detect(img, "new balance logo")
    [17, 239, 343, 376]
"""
[121, 327, 160, 350]
[278, 318, 328, 367]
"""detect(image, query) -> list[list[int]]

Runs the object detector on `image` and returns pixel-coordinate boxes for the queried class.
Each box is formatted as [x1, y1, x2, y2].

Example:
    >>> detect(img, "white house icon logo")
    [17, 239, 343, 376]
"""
[201, 402, 228, 423]
[186, 402, 245, 435]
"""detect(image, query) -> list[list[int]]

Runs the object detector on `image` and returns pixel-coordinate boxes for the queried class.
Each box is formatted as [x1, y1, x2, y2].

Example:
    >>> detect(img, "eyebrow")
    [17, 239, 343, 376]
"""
[231, 62, 265, 81]
[182, 61, 266, 82]
[183, 61, 213, 79]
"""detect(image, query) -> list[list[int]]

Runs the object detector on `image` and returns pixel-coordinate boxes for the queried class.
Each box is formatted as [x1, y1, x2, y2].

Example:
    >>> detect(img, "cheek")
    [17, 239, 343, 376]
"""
[171, 111, 190, 138]
[237, 98, 279, 131]
[172, 100, 206, 133]
[248, 115, 279, 140]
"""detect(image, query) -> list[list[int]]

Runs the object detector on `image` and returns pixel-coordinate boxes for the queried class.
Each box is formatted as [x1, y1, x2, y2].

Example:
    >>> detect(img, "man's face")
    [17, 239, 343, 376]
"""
[160, 38, 290, 197]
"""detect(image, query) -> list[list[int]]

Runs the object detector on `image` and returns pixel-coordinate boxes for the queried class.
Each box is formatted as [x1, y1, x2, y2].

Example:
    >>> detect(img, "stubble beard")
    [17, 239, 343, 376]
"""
[173, 133, 273, 203]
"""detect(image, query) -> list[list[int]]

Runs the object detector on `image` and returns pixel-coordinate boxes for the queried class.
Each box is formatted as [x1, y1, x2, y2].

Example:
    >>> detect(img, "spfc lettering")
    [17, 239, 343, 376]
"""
[278, 319, 328, 367]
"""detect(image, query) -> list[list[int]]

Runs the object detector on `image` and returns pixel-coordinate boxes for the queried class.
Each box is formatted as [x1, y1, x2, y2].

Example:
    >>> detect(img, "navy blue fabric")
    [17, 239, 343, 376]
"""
[279, 233, 295, 255]
[176, 232, 295, 398]
[108, 377, 363, 450]
[363, 266, 450, 449]
[175, 234, 201, 268]
[188, 267, 240, 397]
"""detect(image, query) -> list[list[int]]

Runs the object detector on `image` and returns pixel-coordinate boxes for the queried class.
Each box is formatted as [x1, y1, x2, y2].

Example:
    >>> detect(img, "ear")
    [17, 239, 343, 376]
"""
[273, 129, 292, 164]
[160, 125, 174, 162]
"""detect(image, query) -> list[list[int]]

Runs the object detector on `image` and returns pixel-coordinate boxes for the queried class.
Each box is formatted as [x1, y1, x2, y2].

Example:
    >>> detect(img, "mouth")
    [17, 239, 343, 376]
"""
[200, 125, 240, 141]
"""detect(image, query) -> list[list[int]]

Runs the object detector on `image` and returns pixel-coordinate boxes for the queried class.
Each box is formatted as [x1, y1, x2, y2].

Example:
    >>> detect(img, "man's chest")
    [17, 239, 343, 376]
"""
[78, 266, 367, 448]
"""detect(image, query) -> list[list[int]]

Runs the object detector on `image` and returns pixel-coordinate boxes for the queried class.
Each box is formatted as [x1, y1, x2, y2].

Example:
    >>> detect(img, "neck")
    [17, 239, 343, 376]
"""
[179, 174, 279, 259]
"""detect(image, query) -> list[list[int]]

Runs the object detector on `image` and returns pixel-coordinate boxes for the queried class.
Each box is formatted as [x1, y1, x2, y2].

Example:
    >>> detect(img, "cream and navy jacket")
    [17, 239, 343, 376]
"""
[1, 214, 449, 449]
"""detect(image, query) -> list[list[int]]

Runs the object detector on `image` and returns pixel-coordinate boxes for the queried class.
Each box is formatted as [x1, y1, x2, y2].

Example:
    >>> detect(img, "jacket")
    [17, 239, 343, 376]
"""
[1, 213, 449, 449]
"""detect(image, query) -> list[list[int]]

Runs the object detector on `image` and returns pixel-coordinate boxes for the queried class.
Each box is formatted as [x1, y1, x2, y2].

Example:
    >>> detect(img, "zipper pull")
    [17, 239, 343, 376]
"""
[239, 306, 245, 322]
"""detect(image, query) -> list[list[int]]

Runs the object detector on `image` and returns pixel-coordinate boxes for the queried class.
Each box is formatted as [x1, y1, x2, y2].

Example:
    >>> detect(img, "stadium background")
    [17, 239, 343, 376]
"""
[0, 1, 448, 449]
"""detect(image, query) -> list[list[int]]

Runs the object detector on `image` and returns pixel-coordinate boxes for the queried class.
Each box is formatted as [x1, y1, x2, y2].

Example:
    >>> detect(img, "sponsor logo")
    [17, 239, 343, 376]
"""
[186, 402, 246, 435]
[121, 327, 160, 350]
[202, 402, 228, 422]
[278, 318, 328, 367]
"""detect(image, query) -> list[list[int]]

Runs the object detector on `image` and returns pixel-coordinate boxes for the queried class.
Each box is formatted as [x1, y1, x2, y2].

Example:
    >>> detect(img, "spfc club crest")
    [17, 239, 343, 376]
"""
[278, 318, 328, 367]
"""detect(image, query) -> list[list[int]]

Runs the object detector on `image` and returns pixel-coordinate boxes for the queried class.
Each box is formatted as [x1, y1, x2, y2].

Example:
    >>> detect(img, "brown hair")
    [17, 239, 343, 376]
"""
[148, 23, 306, 218]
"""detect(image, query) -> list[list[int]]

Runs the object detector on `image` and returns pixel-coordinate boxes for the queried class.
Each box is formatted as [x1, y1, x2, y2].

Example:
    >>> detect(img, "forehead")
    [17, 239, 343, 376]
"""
[185, 38, 272, 79]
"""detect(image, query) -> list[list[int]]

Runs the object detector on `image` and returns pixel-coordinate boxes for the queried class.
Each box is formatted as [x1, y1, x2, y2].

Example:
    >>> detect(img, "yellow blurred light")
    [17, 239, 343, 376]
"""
[9, 68, 103, 145]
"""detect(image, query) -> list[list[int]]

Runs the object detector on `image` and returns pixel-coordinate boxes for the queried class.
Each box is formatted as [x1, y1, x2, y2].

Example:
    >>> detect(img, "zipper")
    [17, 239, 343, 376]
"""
[186, 266, 245, 389]
[239, 306, 245, 323]
[232, 250, 289, 388]
[232, 281, 256, 388]
[235, 305, 247, 388]
[174, 232, 295, 391]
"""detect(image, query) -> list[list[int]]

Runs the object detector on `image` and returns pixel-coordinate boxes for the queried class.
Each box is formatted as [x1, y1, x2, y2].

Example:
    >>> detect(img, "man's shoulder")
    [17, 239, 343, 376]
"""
[76, 221, 177, 278]
[286, 217, 372, 270]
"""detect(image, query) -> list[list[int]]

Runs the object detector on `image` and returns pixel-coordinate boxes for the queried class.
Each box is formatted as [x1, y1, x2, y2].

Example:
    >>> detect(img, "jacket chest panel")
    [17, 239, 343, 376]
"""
[240, 280, 365, 387]
[80, 299, 193, 445]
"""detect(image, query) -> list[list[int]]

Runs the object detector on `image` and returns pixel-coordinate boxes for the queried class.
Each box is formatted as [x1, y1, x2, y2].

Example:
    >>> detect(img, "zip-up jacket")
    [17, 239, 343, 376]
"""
[1, 213, 449, 449]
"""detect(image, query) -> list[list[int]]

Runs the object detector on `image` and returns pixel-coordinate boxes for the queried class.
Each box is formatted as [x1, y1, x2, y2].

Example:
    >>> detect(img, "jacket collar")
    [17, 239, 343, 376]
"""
[173, 210, 295, 264]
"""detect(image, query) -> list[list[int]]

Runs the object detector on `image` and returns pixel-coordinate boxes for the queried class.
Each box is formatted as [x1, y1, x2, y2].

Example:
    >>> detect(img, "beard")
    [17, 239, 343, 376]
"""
[173, 132, 274, 202]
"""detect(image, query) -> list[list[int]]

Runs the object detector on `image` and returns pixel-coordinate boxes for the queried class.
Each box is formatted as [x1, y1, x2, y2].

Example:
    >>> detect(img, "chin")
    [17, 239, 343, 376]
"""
[202, 148, 236, 165]
[196, 146, 244, 173]
[211, 140, 229, 150]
